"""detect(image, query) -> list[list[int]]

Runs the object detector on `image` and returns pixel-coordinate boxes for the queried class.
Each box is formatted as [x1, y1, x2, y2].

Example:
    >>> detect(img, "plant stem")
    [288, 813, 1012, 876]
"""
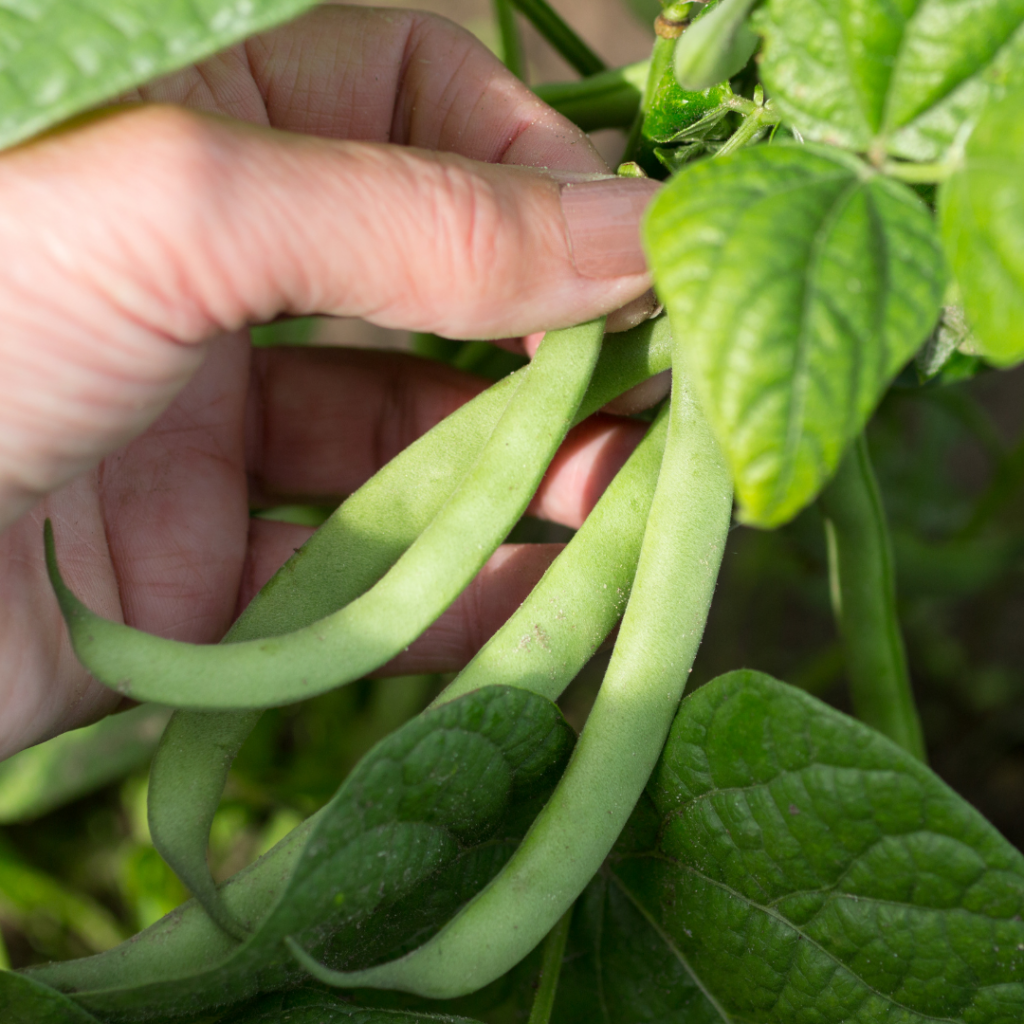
[534, 60, 648, 131]
[881, 159, 956, 184]
[715, 102, 780, 158]
[622, 31, 676, 163]
[819, 435, 927, 761]
[493, 0, 526, 81]
[526, 906, 573, 1024]
[509, 0, 606, 77]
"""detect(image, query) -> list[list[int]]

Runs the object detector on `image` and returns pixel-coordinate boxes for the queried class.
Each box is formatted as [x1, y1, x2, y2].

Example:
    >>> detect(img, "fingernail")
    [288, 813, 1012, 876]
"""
[559, 177, 662, 279]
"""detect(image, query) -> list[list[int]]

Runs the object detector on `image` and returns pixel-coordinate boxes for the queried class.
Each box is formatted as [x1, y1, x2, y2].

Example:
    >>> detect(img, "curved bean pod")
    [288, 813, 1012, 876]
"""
[46, 320, 606, 709]
[288, 363, 734, 998]
[143, 316, 673, 939]
[434, 403, 669, 708]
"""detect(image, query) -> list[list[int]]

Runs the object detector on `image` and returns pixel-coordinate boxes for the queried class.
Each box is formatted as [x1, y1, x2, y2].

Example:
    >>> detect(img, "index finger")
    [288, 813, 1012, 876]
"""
[135, 5, 608, 174]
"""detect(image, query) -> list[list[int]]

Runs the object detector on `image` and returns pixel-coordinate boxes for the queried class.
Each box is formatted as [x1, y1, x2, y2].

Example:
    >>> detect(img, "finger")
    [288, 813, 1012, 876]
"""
[0, 107, 658, 526]
[529, 416, 647, 529]
[240, 522, 563, 675]
[135, 6, 608, 174]
[247, 347, 647, 527]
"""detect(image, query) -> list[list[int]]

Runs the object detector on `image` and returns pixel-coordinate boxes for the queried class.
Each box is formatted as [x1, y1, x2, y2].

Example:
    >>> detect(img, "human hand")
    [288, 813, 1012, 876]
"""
[0, 5, 660, 759]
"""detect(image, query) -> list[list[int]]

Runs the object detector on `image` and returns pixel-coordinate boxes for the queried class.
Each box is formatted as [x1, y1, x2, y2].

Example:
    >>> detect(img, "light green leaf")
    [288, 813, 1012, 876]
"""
[0, 704, 170, 823]
[645, 143, 944, 527]
[0, 0, 321, 151]
[23, 687, 574, 1022]
[756, 0, 1024, 161]
[674, 0, 759, 92]
[607, 670, 1024, 1023]
[941, 85, 1024, 365]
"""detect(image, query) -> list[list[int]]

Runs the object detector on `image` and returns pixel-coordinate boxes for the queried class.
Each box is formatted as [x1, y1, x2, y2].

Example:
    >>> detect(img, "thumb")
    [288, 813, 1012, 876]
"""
[20, 105, 661, 341]
[0, 106, 659, 525]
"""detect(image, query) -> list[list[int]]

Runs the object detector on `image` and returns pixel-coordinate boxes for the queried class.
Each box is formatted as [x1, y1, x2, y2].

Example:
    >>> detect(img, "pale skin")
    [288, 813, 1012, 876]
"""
[0, 6, 662, 760]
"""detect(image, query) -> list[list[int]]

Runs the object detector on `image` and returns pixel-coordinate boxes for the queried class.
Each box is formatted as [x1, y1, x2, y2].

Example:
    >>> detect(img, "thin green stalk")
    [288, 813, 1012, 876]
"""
[820, 435, 927, 761]
[714, 101, 780, 158]
[527, 907, 573, 1024]
[881, 159, 956, 184]
[493, 0, 526, 81]
[509, 0, 606, 77]
[622, 30, 676, 164]
[534, 60, 648, 131]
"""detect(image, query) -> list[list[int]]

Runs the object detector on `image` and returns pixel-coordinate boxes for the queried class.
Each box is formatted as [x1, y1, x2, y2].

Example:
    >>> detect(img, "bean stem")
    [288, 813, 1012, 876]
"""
[622, 32, 675, 164]
[527, 906, 573, 1024]
[493, 0, 526, 81]
[714, 101, 780, 158]
[509, 0, 606, 77]
[820, 435, 927, 761]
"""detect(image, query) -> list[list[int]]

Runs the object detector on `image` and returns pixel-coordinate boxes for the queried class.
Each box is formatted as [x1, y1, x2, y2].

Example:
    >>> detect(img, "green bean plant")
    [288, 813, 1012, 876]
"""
[4, 0, 1024, 1021]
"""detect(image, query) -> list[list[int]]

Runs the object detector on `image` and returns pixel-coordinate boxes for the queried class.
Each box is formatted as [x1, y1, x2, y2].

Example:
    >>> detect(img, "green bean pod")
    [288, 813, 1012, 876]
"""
[820, 435, 927, 761]
[46, 320, 606, 709]
[435, 403, 669, 708]
[287, 363, 734, 998]
[143, 316, 673, 940]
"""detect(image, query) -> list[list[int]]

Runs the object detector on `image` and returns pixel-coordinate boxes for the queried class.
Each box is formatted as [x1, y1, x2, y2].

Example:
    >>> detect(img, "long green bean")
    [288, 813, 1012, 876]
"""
[46, 321, 606, 708]
[286, 363, 734, 998]
[819, 435, 927, 761]
[142, 316, 673, 941]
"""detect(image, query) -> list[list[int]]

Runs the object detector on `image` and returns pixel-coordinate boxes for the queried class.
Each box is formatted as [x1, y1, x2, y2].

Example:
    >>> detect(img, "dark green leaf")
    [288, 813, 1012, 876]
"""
[0, 0, 322, 152]
[0, 971, 102, 1023]
[756, 0, 1024, 161]
[941, 86, 1024, 365]
[21, 687, 574, 1022]
[552, 868, 725, 1023]
[605, 670, 1024, 1023]
[0, 704, 170, 823]
[645, 143, 944, 527]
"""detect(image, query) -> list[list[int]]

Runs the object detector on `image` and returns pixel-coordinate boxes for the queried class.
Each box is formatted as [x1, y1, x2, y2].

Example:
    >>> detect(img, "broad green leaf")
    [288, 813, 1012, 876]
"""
[605, 670, 1024, 1023]
[0, 0, 320, 151]
[0, 704, 170, 823]
[0, 971, 102, 1024]
[645, 143, 944, 527]
[22, 687, 574, 1022]
[756, 0, 1024, 161]
[941, 86, 1024, 365]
